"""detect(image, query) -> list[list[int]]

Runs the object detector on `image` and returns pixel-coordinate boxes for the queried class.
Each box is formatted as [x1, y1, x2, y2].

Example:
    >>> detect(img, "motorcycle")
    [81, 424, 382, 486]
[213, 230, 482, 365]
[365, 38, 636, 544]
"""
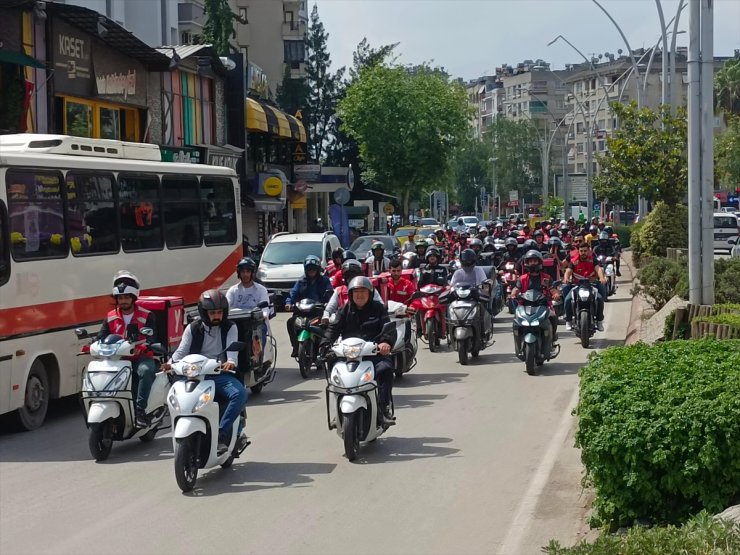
[571, 279, 597, 348]
[293, 298, 326, 379]
[512, 290, 560, 375]
[597, 255, 617, 297]
[167, 341, 249, 492]
[443, 284, 493, 366]
[76, 327, 170, 461]
[230, 300, 277, 394]
[387, 300, 418, 378]
[410, 283, 448, 353]
[501, 260, 518, 314]
[324, 323, 397, 462]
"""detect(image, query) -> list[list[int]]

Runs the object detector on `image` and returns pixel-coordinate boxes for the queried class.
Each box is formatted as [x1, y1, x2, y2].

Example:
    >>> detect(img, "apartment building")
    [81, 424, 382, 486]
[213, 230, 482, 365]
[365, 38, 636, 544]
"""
[230, 0, 308, 100]
[466, 75, 503, 138]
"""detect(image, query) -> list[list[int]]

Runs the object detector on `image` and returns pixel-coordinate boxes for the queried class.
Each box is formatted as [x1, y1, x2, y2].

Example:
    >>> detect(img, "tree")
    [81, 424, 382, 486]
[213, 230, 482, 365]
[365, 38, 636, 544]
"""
[714, 54, 740, 116]
[305, 4, 345, 163]
[715, 116, 740, 187]
[593, 102, 687, 207]
[338, 64, 471, 218]
[200, 0, 244, 55]
[276, 65, 310, 116]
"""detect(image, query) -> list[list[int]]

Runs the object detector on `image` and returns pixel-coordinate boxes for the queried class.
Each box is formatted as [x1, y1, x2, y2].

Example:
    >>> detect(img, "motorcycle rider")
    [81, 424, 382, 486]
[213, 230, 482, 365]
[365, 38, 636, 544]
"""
[326, 248, 345, 279]
[226, 257, 270, 352]
[600, 227, 622, 277]
[323, 259, 382, 322]
[510, 250, 560, 355]
[285, 255, 333, 357]
[563, 243, 608, 332]
[365, 241, 391, 276]
[533, 230, 549, 253]
[412, 239, 429, 266]
[330, 250, 357, 288]
[97, 271, 157, 429]
[387, 258, 416, 304]
[164, 289, 248, 455]
[451, 249, 488, 288]
[455, 218, 468, 235]
[418, 247, 449, 287]
[321, 277, 397, 425]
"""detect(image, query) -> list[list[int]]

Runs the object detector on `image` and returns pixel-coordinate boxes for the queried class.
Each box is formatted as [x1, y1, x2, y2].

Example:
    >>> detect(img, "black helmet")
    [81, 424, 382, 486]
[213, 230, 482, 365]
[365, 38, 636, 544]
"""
[549, 229, 561, 238]
[469, 238, 483, 252]
[589, 225, 598, 234]
[505, 237, 518, 249]
[331, 247, 345, 260]
[548, 237, 563, 248]
[457, 218, 464, 225]
[347, 276, 374, 300]
[341, 259, 363, 283]
[460, 248, 477, 267]
[524, 249, 543, 273]
[342, 250, 357, 261]
[533, 229, 544, 239]
[604, 226, 614, 235]
[198, 289, 229, 326]
[599, 231, 610, 242]
[304, 255, 321, 273]
[523, 239, 537, 251]
[236, 257, 257, 277]
[425, 246, 440, 263]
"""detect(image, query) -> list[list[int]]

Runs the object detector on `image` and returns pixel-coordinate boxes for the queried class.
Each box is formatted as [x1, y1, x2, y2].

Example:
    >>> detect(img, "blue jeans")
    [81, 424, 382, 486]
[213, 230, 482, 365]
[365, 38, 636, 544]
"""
[133, 357, 156, 411]
[212, 373, 248, 439]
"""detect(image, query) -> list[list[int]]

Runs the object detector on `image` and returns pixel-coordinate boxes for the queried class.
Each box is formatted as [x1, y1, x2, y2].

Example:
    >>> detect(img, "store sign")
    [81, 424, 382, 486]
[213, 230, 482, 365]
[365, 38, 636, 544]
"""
[160, 146, 201, 164]
[52, 20, 92, 96]
[263, 176, 283, 197]
[248, 62, 268, 97]
[294, 164, 321, 182]
[208, 153, 240, 171]
[96, 70, 136, 99]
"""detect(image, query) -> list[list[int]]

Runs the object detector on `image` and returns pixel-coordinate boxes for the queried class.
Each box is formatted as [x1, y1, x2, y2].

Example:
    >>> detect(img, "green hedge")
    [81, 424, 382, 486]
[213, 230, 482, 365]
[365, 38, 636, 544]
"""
[613, 225, 633, 248]
[576, 340, 740, 526]
[633, 257, 688, 310]
[546, 511, 740, 554]
[716, 258, 740, 305]
[630, 203, 687, 266]
[693, 313, 740, 331]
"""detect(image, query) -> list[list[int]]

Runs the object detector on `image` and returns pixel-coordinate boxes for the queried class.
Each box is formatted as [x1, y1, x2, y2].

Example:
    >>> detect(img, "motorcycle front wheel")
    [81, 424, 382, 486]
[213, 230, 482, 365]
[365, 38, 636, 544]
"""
[298, 341, 312, 379]
[579, 312, 591, 348]
[174, 437, 199, 493]
[427, 319, 437, 353]
[457, 338, 469, 366]
[524, 343, 536, 376]
[88, 421, 113, 461]
[342, 413, 360, 462]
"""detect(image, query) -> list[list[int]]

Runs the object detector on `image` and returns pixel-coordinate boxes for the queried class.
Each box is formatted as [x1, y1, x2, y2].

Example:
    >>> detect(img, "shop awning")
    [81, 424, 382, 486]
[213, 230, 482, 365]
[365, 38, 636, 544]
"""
[0, 49, 45, 69]
[245, 97, 307, 143]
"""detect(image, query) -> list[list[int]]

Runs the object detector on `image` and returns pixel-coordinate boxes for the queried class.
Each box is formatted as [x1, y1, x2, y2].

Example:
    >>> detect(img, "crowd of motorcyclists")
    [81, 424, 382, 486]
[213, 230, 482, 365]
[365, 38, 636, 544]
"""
[87, 214, 621, 472]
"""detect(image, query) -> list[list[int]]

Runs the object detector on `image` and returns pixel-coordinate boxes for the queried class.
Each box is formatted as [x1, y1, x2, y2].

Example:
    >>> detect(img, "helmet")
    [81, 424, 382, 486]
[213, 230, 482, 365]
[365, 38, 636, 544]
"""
[371, 241, 384, 252]
[523, 239, 537, 251]
[457, 218, 464, 225]
[460, 248, 477, 267]
[236, 257, 257, 277]
[198, 289, 229, 326]
[524, 249, 543, 272]
[112, 270, 140, 298]
[331, 247, 345, 260]
[533, 230, 544, 239]
[425, 246, 440, 263]
[560, 219, 567, 225]
[435, 228, 445, 236]
[304, 255, 321, 273]
[604, 226, 614, 235]
[415, 239, 428, 251]
[341, 259, 363, 283]
[508, 230, 519, 239]
[495, 221, 503, 228]
[469, 238, 483, 252]
[599, 231, 610, 242]
[548, 237, 563, 248]
[549, 229, 561, 238]
[505, 237, 518, 249]
[589, 225, 598, 234]
[560, 223, 569, 232]
[348, 276, 374, 298]
[426, 237, 435, 246]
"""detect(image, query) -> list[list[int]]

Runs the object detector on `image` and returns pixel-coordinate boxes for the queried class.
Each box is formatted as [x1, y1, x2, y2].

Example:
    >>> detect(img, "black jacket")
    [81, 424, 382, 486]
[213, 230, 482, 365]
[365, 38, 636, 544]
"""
[418, 264, 448, 287]
[321, 299, 396, 348]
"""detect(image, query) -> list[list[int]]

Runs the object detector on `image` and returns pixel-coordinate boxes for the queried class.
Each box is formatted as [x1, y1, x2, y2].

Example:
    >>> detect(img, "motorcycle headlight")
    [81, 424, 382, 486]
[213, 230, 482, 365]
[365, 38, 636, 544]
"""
[342, 344, 363, 360]
[105, 367, 130, 393]
[456, 288, 471, 298]
[97, 342, 120, 357]
[578, 289, 592, 300]
[168, 390, 180, 411]
[295, 316, 305, 327]
[184, 362, 204, 378]
[193, 386, 213, 413]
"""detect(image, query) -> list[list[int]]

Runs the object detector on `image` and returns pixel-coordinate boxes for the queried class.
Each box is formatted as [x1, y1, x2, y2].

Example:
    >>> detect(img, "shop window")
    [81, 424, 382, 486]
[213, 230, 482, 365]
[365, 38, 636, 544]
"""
[98, 106, 120, 140]
[0, 201, 9, 286]
[162, 175, 202, 248]
[66, 100, 93, 137]
[65, 171, 119, 255]
[201, 177, 236, 246]
[118, 173, 163, 252]
[5, 169, 67, 260]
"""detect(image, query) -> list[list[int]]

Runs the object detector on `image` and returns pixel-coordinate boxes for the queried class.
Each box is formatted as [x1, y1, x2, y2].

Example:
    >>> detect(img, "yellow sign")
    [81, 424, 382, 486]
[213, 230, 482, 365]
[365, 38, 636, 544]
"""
[263, 176, 283, 197]
[292, 195, 307, 209]
[383, 203, 395, 215]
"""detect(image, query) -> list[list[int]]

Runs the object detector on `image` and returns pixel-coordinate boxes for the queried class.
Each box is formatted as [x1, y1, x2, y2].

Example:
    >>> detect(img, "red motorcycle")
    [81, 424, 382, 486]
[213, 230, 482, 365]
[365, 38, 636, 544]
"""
[501, 260, 518, 314]
[410, 284, 448, 353]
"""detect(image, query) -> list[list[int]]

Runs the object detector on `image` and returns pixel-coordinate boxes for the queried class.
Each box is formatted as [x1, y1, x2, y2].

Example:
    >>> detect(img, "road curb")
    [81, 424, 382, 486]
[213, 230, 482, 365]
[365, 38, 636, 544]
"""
[621, 252, 645, 345]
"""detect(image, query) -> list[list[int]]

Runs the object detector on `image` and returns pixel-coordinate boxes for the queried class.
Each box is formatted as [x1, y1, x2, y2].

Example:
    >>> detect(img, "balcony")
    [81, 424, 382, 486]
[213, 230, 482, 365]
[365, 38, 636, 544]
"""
[287, 61, 307, 79]
[282, 20, 306, 39]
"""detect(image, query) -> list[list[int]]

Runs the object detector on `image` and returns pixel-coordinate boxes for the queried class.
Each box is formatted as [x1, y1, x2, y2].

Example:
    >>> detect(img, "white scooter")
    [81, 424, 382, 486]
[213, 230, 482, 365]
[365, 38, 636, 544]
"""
[597, 255, 618, 297]
[76, 327, 170, 461]
[325, 323, 396, 462]
[230, 301, 277, 394]
[387, 299, 418, 378]
[167, 341, 249, 493]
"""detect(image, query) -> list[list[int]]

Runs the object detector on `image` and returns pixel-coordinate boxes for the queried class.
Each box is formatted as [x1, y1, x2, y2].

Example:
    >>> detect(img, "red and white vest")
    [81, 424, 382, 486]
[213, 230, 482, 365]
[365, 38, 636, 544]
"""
[106, 306, 151, 358]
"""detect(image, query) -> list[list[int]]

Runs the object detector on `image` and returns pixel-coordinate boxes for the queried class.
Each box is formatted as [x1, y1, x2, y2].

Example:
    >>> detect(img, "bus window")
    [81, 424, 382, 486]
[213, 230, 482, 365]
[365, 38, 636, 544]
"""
[118, 173, 163, 252]
[163, 175, 202, 248]
[5, 169, 67, 260]
[65, 172, 119, 255]
[0, 200, 9, 286]
[201, 177, 236, 246]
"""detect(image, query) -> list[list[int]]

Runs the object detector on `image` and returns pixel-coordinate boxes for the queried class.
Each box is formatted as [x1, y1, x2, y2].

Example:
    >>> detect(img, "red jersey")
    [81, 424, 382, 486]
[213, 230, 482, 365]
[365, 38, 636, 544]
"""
[387, 277, 416, 304]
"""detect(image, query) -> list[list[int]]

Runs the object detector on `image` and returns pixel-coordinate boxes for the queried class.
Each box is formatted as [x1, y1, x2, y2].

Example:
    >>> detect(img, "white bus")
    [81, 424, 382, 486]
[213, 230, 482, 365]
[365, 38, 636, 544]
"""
[0, 134, 242, 430]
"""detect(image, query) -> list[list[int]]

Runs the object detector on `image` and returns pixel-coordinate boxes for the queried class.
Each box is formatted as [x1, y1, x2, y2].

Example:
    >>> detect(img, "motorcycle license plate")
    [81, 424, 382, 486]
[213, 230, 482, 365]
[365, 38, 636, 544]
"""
[298, 329, 311, 341]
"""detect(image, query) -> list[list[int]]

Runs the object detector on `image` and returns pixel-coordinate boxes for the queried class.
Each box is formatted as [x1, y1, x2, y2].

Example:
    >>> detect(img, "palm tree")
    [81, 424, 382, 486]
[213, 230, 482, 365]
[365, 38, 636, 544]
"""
[715, 55, 740, 116]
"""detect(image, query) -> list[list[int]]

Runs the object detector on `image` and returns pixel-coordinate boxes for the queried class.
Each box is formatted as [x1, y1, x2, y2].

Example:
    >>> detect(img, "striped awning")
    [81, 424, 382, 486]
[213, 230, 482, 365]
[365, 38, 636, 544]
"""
[245, 97, 307, 143]
[245, 97, 268, 133]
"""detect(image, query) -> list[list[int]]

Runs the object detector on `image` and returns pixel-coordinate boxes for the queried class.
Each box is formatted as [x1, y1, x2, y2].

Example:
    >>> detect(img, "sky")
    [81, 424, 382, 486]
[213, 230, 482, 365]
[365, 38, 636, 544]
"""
[316, 0, 740, 81]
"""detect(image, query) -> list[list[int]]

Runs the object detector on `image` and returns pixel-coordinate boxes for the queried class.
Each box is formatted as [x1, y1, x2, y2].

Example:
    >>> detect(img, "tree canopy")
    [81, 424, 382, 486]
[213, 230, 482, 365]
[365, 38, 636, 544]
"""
[200, 0, 243, 55]
[593, 102, 687, 207]
[338, 64, 471, 217]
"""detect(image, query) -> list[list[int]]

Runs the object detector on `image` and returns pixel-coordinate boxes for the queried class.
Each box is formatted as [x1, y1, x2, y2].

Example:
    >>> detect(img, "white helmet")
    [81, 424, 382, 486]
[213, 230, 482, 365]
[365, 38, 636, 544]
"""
[112, 270, 140, 298]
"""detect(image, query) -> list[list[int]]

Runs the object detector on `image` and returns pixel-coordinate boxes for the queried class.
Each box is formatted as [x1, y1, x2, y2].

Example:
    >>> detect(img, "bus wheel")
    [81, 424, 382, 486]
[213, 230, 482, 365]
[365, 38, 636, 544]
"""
[15, 360, 50, 431]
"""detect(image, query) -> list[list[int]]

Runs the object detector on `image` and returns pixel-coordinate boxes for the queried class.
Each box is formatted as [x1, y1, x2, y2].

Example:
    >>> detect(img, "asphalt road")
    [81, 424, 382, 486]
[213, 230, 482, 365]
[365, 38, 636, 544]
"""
[0, 270, 634, 555]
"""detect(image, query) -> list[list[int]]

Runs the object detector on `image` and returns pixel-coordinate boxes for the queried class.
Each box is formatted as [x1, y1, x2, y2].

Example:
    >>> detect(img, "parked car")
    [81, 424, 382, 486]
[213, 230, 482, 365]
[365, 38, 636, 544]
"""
[714, 212, 739, 253]
[349, 235, 401, 260]
[728, 236, 740, 258]
[418, 217, 439, 229]
[256, 232, 341, 301]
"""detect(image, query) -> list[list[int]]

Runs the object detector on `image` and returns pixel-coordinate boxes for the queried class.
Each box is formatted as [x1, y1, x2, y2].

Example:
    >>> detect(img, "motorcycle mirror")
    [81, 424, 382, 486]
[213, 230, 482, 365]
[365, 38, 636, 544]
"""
[74, 328, 89, 339]
[149, 343, 166, 356]
[225, 341, 247, 352]
[140, 327, 154, 337]
[257, 300, 269, 309]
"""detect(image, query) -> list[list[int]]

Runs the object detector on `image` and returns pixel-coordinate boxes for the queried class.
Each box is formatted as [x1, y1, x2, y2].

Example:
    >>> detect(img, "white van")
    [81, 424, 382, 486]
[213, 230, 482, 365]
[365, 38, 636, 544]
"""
[713, 212, 739, 253]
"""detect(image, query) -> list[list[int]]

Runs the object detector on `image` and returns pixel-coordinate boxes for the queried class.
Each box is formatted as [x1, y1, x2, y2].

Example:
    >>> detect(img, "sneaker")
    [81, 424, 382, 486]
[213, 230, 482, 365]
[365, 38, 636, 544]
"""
[616, 269, 622, 277]
[596, 321, 604, 332]
[381, 406, 396, 426]
[236, 433, 250, 452]
[565, 321, 573, 331]
[290, 347, 298, 358]
[217, 440, 229, 456]
[135, 409, 148, 429]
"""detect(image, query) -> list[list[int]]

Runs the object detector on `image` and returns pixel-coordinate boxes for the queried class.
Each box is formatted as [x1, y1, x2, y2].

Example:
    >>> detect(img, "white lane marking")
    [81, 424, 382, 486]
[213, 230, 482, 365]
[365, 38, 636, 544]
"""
[497, 384, 580, 555]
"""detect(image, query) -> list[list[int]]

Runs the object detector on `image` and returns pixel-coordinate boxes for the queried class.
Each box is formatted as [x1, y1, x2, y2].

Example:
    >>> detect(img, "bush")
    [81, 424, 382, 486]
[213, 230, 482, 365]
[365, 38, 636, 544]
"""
[634, 257, 689, 310]
[693, 312, 740, 332]
[632, 202, 688, 262]
[546, 511, 740, 555]
[613, 225, 633, 249]
[716, 258, 740, 304]
[575, 340, 740, 526]
[628, 223, 645, 266]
